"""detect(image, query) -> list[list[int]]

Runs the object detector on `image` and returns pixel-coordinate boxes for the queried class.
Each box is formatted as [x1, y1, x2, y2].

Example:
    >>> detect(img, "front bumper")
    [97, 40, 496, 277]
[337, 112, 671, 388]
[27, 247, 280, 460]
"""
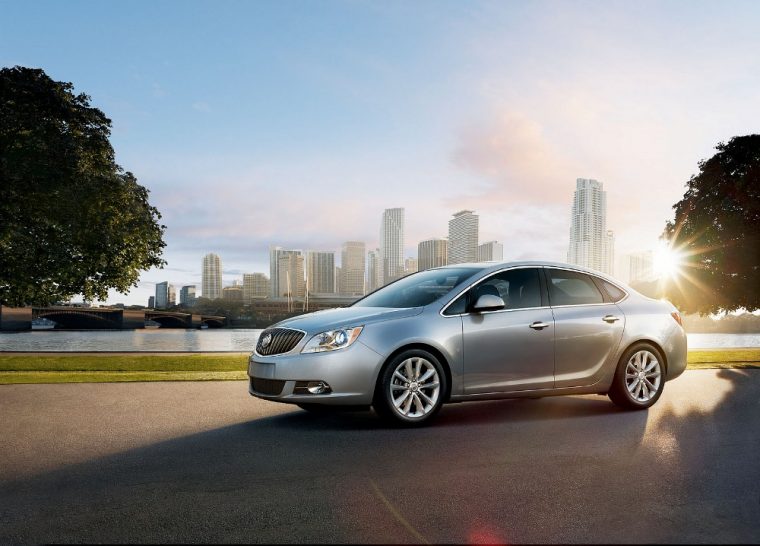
[247, 340, 384, 405]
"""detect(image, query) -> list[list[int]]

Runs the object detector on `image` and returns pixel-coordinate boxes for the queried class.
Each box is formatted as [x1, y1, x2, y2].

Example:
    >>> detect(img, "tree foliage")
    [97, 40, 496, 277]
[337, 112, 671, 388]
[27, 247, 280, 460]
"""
[663, 135, 760, 314]
[0, 66, 166, 306]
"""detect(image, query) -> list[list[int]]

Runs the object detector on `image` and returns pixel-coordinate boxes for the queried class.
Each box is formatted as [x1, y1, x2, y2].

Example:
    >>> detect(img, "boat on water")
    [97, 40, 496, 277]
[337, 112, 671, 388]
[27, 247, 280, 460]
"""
[144, 319, 161, 330]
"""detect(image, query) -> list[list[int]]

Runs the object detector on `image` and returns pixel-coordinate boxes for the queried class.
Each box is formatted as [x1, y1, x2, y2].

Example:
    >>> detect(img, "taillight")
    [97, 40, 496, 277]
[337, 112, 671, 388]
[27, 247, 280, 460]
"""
[671, 312, 683, 327]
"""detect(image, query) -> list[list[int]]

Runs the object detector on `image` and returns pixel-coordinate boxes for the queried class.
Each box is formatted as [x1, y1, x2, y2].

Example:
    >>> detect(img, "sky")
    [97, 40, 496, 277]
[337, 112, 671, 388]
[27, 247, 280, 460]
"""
[2, 0, 759, 305]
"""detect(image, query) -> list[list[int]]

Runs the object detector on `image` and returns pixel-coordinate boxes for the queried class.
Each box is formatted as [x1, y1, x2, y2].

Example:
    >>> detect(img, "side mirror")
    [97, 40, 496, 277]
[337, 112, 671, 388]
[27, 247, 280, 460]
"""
[472, 294, 506, 312]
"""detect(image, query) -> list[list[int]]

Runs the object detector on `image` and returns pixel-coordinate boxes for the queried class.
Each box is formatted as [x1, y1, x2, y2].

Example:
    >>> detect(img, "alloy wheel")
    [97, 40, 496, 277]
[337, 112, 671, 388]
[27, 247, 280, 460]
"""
[625, 349, 662, 402]
[389, 356, 441, 419]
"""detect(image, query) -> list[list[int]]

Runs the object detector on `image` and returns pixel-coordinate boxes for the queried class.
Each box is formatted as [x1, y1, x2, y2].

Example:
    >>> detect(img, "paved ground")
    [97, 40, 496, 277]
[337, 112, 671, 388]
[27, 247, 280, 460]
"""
[1, 370, 758, 544]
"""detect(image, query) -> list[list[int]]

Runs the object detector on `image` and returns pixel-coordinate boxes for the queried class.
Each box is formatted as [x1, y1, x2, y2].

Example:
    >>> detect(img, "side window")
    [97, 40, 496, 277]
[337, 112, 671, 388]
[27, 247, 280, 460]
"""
[470, 268, 542, 310]
[599, 279, 626, 302]
[443, 292, 468, 315]
[547, 269, 604, 306]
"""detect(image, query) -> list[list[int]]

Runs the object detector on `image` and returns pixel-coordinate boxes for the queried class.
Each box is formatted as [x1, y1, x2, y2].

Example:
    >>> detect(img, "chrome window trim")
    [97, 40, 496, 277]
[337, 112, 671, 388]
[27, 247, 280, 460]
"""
[439, 265, 546, 318]
[543, 266, 629, 305]
[253, 326, 308, 358]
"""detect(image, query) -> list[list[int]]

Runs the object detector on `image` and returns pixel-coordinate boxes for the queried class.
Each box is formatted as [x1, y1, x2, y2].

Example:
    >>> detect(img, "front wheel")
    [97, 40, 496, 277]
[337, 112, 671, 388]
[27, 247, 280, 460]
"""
[373, 349, 447, 426]
[608, 343, 665, 410]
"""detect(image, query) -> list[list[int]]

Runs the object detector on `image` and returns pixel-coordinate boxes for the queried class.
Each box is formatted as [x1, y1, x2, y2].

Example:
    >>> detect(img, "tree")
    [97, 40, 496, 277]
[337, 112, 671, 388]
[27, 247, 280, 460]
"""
[0, 66, 166, 306]
[663, 135, 760, 314]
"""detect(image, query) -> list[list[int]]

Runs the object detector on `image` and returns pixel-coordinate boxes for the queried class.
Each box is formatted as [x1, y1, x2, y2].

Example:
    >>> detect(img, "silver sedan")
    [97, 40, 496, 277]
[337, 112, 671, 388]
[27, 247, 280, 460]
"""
[248, 261, 687, 425]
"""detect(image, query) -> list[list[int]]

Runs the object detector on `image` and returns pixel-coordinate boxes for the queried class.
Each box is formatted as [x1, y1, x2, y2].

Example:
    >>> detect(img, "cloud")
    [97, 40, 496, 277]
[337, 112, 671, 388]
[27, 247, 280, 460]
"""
[449, 110, 580, 208]
[191, 101, 210, 112]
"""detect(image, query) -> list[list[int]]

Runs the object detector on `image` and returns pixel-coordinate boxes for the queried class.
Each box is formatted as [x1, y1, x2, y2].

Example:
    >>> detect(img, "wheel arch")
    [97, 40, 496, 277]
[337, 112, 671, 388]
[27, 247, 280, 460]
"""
[618, 337, 669, 375]
[375, 343, 453, 403]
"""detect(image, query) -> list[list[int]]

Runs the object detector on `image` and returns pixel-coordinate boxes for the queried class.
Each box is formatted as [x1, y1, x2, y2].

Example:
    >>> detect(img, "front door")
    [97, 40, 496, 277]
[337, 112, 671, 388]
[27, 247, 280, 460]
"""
[462, 268, 555, 394]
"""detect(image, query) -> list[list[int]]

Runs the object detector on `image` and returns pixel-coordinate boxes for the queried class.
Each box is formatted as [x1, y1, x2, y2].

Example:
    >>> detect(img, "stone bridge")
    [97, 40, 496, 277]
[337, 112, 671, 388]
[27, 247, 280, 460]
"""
[0, 306, 226, 331]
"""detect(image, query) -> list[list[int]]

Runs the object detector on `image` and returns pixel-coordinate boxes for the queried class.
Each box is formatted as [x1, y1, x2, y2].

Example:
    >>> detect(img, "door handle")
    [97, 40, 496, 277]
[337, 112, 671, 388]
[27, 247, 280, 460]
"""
[603, 315, 620, 323]
[529, 321, 550, 330]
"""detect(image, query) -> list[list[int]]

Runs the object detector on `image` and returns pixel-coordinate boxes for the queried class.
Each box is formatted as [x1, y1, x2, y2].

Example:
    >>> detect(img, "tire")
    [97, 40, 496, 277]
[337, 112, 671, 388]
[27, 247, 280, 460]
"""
[373, 349, 447, 426]
[608, 342, 666, 410]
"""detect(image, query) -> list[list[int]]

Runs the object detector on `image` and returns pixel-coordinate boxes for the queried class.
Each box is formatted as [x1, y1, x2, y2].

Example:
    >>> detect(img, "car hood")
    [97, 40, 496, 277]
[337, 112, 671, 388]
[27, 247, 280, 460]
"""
[273, 306, 424, 334]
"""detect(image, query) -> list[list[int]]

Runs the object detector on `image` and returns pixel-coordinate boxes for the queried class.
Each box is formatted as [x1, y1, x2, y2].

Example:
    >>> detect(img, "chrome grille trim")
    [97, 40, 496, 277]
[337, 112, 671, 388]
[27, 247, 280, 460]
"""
[255, 327, 306, 356]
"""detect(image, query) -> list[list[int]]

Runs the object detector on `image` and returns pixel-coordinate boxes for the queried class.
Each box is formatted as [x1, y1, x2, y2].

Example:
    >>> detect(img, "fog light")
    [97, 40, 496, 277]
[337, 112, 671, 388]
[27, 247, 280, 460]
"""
[306, 381, 331, 394]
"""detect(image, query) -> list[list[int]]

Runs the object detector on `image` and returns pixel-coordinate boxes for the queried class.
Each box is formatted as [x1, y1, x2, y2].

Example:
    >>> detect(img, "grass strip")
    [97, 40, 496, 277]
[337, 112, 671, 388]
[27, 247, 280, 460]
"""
[0, 353, 248, 373]
[0, 349, 757, 384]
[686, 348, 760, 369]
[0, 370, 247, 384]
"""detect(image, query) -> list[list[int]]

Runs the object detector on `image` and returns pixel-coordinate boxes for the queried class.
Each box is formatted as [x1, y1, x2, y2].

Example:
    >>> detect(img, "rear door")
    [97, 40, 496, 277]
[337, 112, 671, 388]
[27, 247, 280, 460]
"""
[545, 268, 625, 388]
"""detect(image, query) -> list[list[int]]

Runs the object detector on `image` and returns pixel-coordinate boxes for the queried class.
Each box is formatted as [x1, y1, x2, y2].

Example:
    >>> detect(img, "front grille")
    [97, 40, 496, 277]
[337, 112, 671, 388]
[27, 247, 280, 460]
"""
[256, 328, 305, 356]
[250, 377, 286, 396]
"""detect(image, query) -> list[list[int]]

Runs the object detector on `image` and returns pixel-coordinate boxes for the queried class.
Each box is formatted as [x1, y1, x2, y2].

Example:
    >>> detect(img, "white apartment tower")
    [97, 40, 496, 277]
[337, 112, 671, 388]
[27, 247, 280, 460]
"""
[418, 238, 448, 271]
[340, 241, 366, 296]
[306, 251, 336, 295]
[270, 246, 302, 297]
[277, 253, 305, 298]
[380, 208, 405, 286]
[202, 253, 222, 300]
[567, 179, 614, 275]
[448, 210, 479, 264]
[478, 241, 504, 262]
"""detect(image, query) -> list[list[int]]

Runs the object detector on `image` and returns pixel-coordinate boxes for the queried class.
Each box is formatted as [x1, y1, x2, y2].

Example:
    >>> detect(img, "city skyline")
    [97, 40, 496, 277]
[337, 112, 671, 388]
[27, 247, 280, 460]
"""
[9, 2, 756, 305]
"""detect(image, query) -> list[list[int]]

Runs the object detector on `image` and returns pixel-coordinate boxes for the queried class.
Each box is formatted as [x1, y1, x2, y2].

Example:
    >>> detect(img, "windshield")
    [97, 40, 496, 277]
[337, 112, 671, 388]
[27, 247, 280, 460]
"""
[353, 268, 482, 308]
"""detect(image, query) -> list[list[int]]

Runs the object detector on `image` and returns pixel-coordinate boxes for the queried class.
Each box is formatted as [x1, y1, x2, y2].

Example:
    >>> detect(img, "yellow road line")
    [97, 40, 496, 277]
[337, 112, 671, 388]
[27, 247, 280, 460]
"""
[369, 478, 429, 544]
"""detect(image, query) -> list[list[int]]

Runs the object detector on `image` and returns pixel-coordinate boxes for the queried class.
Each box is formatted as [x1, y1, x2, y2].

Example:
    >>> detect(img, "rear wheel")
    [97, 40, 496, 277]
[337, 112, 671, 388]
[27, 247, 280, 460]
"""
[373, 349, 446, 426]
[609, 343, 665, 410]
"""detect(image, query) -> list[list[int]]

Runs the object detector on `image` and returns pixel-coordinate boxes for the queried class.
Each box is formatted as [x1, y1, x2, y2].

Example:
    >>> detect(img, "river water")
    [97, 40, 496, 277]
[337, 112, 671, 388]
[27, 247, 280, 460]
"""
[0, 330, 758, 352]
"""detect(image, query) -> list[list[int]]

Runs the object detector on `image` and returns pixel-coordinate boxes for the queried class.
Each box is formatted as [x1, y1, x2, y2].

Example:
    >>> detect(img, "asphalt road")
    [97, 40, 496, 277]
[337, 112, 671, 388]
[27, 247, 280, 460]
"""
[1, 370, 759, 544]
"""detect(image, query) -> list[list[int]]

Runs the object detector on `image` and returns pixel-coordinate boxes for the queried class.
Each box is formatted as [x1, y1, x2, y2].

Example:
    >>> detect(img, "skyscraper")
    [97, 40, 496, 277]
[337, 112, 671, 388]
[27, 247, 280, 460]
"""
[277, 253, 305, 298]
[567, 178, 614, 274]
[243, 273, 270, 301]
[306, 251, 336, 295]
[270, 246, 302, 297]
[418, 238, 448, 271]
[478, 241, 504, 262]
[202, 253, 222, 299]
[380, 208, 405, 286]
[339, 241, 366, 296]
[367, 248, 382, 292]
[404, 257, 418, 275]
[448, 210, 479, 264]
[155, 281, 170, 309]
[179, 285, 196, 306]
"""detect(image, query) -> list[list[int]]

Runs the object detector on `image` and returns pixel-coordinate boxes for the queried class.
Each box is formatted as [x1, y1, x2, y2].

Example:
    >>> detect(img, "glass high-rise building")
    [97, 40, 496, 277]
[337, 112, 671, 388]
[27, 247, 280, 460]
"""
[155, 281, 171, 309]
[202, 253, 222, 300]
[418, 238, 448, 271]
[448, 210, 479, 264]
[339, 241, 366, 296]
[567, 178, 614, 274]
[380, 208, 405, 286]
[179, 285, 196, 306]
[306, 251, 336, 295]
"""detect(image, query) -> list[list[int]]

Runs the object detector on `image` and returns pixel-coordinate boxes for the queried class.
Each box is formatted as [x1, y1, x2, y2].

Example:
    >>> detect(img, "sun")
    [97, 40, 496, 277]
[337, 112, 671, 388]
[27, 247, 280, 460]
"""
[652, 243, 684, 280]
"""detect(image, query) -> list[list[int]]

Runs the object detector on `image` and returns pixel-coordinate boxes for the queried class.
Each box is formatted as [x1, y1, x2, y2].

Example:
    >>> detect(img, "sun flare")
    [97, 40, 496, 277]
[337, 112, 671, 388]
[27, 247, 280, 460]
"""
[652, 243, 684, 280]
